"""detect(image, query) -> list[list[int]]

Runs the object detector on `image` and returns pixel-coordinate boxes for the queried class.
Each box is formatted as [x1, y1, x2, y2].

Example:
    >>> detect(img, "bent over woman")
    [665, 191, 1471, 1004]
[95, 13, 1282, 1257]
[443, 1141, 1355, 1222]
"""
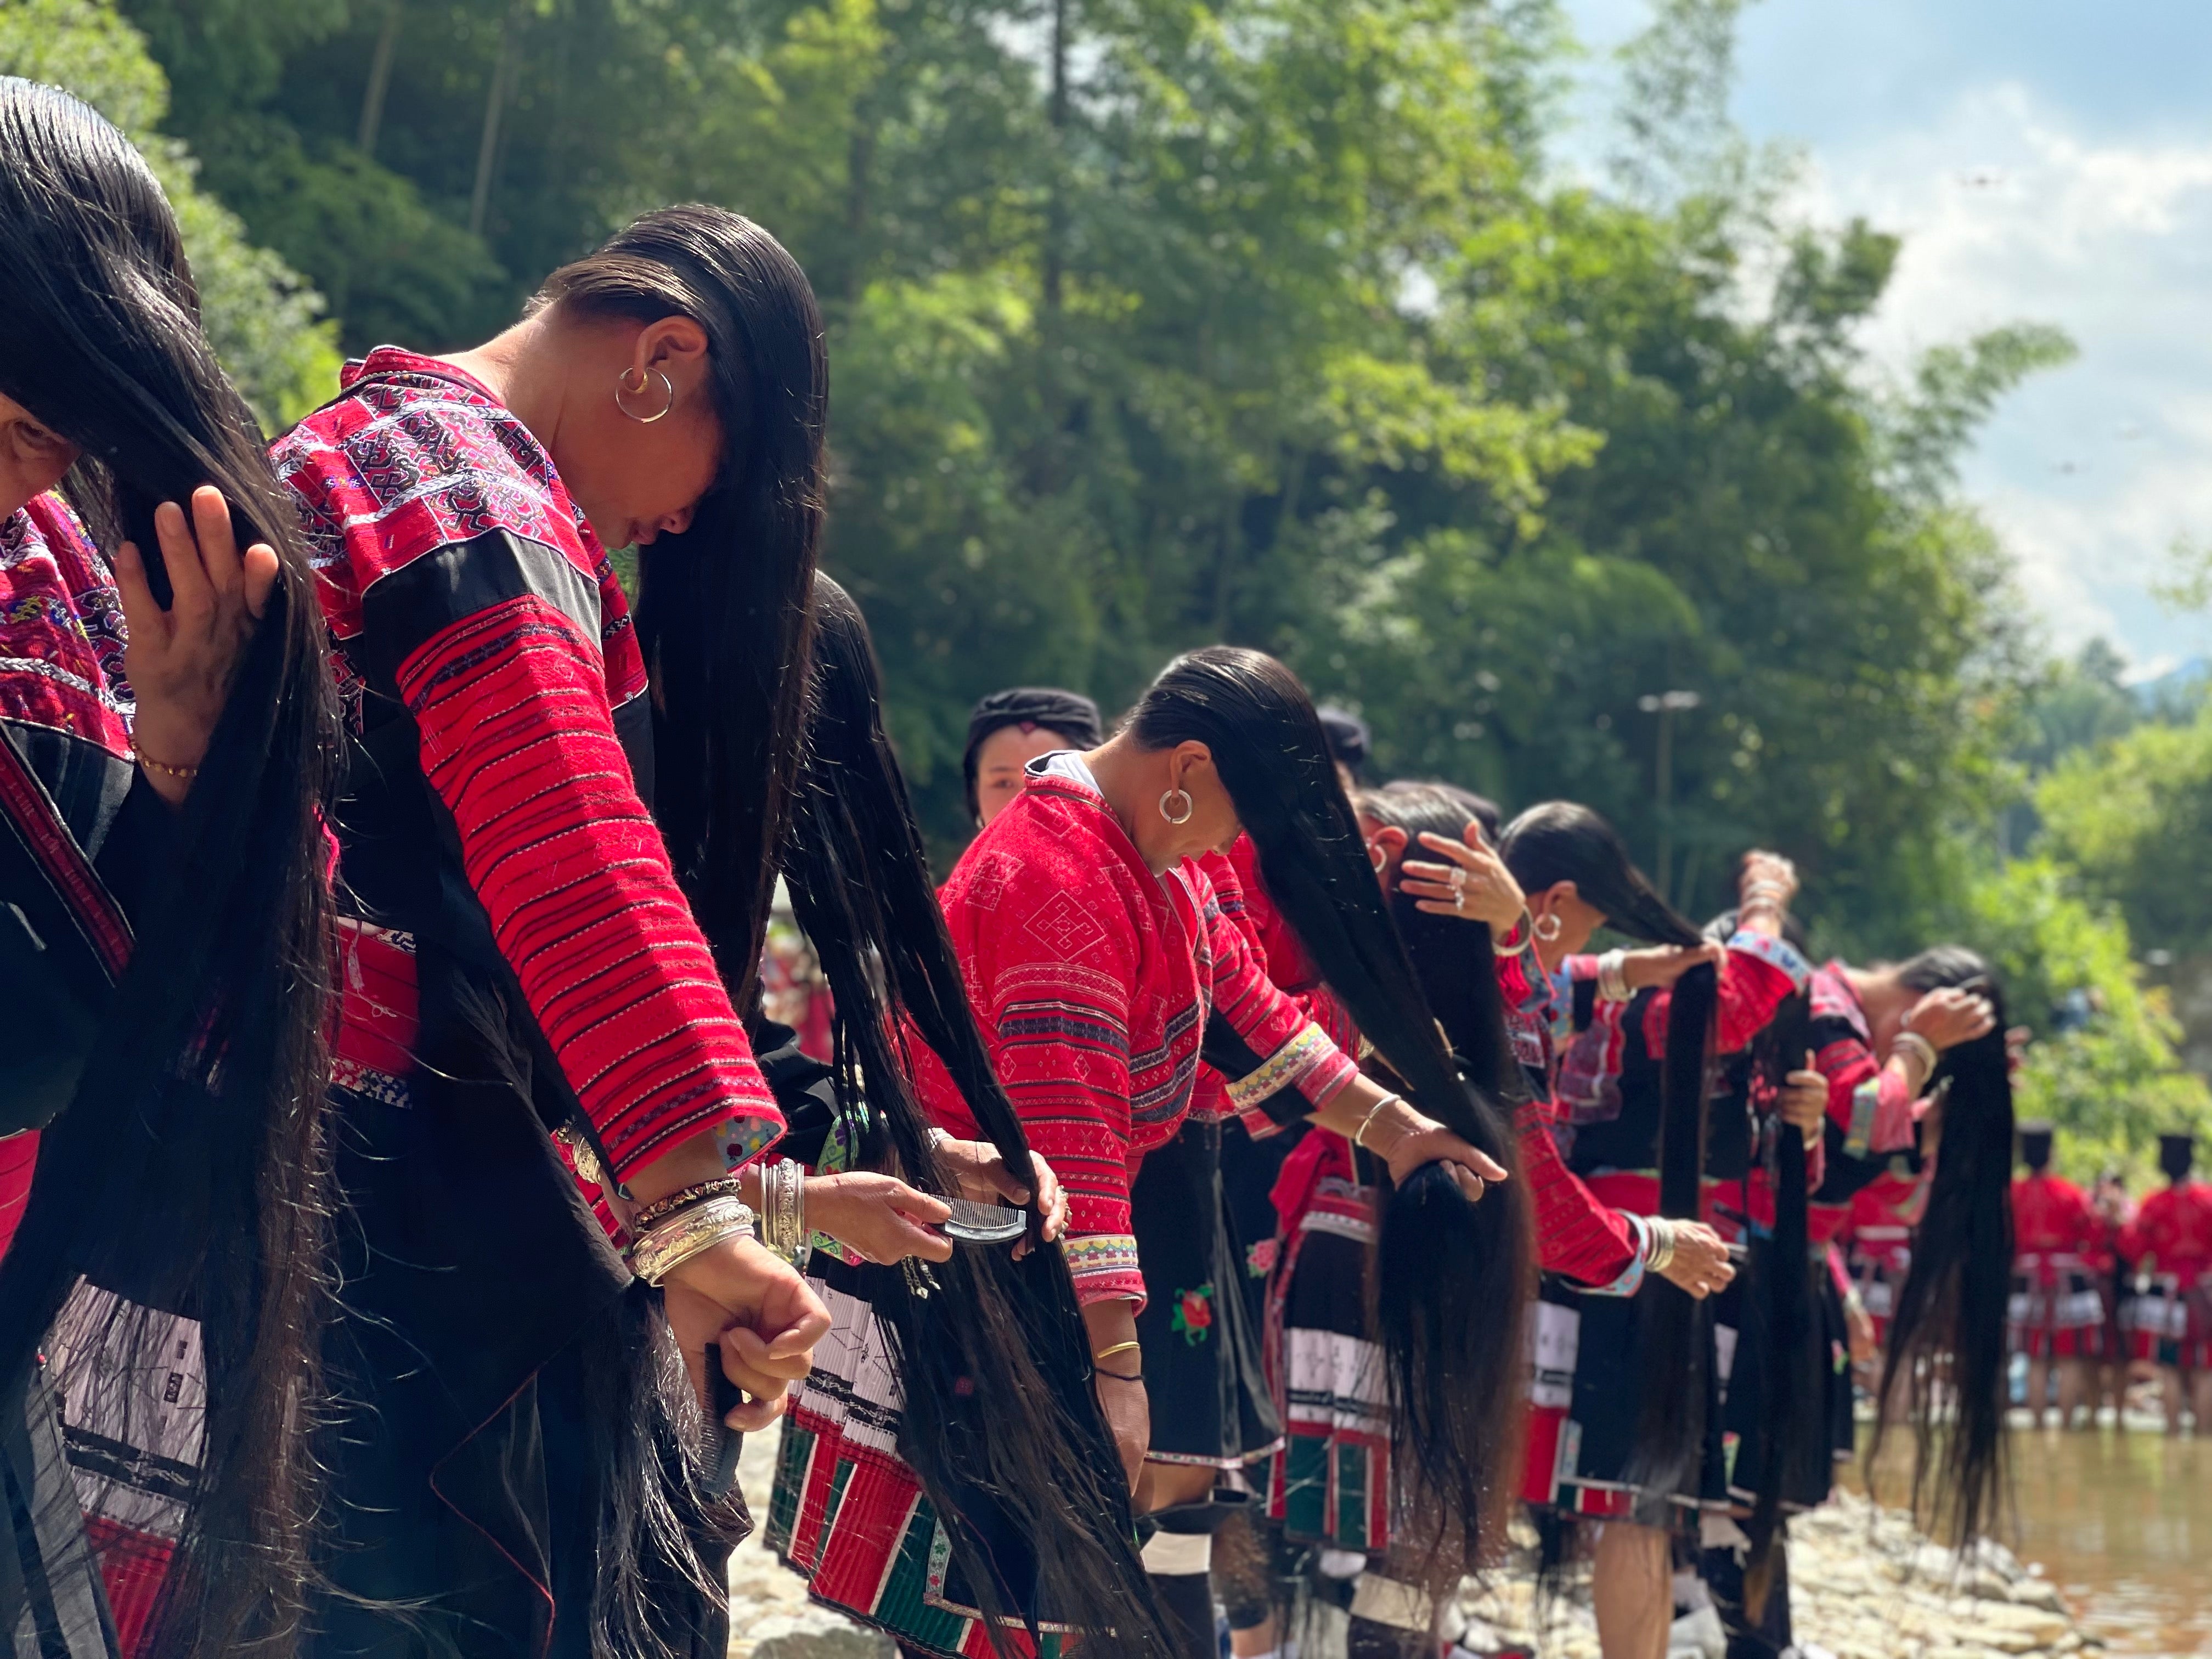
[271, 206, 831, 1656]
[926, 647, 1527, 1659]
[0, 79, 339, 1659]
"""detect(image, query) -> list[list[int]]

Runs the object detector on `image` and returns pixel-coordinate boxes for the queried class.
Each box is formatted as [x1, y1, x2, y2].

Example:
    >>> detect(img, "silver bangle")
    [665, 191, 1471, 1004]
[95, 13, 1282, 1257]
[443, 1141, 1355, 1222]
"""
[1352, 1093, 1403, 1153]
[1642, 1215, 1677, 1273]
[627, 1196, 759, 1286]
[1892, 1030, 1938, 1080]
[762, 1157, 811, 1269]
[1596, 947, 1631, 1003]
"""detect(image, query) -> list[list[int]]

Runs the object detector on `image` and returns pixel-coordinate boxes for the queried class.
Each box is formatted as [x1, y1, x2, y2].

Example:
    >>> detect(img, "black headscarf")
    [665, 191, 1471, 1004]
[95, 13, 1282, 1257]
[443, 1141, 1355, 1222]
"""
[1316, 703, 1370, 780]
[961, 686, 1104, 819]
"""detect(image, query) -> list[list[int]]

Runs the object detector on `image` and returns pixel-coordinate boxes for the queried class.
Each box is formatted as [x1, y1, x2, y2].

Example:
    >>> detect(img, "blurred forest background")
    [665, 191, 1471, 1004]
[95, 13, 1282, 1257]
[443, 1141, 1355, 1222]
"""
[7, 0, 2211, 1180]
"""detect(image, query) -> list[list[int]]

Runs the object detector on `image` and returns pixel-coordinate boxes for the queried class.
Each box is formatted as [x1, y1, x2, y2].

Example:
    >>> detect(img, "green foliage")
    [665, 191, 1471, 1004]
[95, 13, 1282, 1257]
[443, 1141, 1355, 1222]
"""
[2039, 696, 2212, 959]
[1943, 858, 2211, 1184]
[104, 0, 2074, 944]
[0, 0, 341, 425]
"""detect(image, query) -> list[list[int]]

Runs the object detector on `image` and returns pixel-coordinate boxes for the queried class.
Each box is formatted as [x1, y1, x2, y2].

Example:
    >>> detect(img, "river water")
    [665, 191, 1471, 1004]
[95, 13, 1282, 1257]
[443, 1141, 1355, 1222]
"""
[2006, 1423, 2212, 1655]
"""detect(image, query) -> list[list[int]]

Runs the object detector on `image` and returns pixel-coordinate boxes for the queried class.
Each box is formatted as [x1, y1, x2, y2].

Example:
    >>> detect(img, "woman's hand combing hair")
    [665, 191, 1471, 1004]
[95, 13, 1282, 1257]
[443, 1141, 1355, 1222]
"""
[115, 484, 279, 805]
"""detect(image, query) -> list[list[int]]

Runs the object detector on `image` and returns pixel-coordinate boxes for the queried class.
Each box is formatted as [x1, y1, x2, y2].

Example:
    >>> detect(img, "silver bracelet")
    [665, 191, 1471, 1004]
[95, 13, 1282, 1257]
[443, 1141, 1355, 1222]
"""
[762, 1157, 811, 1269]
[1642, 1215, 1677, 1273]
[1892, 1030, 1938, 1080]
[1352, 1093, 1403, 1153]
[1596, 947, 1631, 1003]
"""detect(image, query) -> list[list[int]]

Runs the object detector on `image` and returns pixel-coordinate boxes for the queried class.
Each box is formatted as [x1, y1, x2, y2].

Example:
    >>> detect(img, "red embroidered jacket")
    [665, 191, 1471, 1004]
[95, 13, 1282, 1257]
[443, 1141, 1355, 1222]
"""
[923, 764, 1357, 1306]
[2119, 1181, 2212, 1282]
[2011, 1173, 2106, 1275]
[273, 349, 781, 1180]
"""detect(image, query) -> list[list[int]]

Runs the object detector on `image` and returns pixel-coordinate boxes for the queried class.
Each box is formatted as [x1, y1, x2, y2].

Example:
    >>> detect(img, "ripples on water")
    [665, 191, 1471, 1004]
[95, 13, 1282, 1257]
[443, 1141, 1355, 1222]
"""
[2006, 1425, 2211, 1655]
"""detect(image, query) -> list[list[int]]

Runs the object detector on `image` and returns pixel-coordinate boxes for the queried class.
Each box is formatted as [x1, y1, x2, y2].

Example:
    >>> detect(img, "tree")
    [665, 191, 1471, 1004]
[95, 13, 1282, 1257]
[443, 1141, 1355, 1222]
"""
[2038, 698, 2212, 960]
[1942, 858, 2211, 1185]
[0, 0, 342, 425]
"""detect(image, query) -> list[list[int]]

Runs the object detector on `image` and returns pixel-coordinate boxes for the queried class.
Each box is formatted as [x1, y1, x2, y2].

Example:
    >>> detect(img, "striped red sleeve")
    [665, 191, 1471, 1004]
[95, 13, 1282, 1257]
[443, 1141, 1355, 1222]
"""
[396, 596, 781, 1178]
[1516, 1095, 1641, 1286]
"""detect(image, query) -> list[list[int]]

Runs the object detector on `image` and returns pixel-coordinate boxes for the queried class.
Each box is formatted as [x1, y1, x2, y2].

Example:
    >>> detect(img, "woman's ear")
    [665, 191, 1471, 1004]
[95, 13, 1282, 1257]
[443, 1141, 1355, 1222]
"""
[1170, 739, 1215, 791]
[636, 315, 711, 386]
[1370, 824, 1409, 865]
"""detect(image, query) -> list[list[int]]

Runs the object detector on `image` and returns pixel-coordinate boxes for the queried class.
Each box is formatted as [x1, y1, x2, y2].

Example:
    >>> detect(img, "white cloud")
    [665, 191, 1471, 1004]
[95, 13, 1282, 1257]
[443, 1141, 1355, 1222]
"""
[1774, 82, 2212, 667]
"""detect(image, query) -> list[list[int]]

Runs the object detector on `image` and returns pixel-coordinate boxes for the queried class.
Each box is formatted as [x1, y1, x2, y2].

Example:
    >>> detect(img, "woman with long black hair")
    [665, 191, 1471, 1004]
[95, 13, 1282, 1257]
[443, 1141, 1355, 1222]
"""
[740, 576, 1170, 1659]
[269, 205, 834, 1656]
[1252, 785, 1727, 1659]
[1802, 949, 2007, 1547]
[0, 78, 340, 1659]
[1492, 804, 1807, 1659]
[928, 646, 1524, 1659]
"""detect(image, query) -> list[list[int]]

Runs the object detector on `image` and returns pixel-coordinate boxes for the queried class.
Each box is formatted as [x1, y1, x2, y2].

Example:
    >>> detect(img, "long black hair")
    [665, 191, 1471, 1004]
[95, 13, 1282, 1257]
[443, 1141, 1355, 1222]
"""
[1361, 784, 1522, 1103]
[1126, 649, 1531, 1579]
[0, 78, 340, 1658]
[1742, 986, 1815, 1612]
[1498, 801, 1717, 1506]
[1867, 947, 2013, 1549]
[770, 577, 1168, 1658]
[549, 205, 828, 1006]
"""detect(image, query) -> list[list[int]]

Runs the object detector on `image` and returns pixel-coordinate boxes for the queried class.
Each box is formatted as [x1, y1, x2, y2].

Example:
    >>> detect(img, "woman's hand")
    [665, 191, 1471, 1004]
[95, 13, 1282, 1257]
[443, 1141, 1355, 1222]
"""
[1777, 1050, 1826, 1143]
[1621, 940, 1724, 992]
[661, 1232, 832, 1431]
[930, 1136, 1070, 1259]
[1378, 1114, 1511, 1201]
[806, 1171, 953, 1266]
[1399, 830, 1526, 930]
[1655, 1221, 1735, 1299]
[1901, 987, 1997, 1052]
[115, 486, 280, 806]
[1737, 849, 1799, 907]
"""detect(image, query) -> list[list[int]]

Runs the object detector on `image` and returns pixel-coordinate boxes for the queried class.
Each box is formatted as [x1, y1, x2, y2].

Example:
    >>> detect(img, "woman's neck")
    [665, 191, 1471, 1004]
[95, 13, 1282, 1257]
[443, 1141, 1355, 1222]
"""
[442, 313, 562, 450]
[1084, 736, 1172, 874]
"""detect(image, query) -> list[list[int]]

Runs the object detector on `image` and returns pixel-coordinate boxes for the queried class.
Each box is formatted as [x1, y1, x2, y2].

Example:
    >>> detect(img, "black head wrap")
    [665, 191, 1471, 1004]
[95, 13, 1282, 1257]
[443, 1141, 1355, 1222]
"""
[1317, 703, 1370, 778]
[2160, 1132, 2196, 1182]
[962, 686, 1104, 819]
[2018, 1121, 2054, 1172]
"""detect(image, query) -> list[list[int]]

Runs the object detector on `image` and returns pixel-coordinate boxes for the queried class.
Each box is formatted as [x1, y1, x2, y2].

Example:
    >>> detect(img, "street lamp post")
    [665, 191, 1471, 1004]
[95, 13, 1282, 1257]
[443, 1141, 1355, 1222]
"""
[1637, 690, 1701, 904]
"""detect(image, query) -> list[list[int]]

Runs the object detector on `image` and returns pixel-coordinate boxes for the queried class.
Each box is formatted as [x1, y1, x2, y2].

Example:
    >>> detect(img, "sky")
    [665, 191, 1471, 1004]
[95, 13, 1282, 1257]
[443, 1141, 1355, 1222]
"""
[1556, 0, 2212, 680]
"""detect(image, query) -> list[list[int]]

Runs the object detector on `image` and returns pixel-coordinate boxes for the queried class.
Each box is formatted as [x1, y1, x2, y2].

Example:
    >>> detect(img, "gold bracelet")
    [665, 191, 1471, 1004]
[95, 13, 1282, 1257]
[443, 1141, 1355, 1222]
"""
[627, 1196, 757, 1286]
[134, 748, 201, 781]
[1092, 1340, 1142, 1364]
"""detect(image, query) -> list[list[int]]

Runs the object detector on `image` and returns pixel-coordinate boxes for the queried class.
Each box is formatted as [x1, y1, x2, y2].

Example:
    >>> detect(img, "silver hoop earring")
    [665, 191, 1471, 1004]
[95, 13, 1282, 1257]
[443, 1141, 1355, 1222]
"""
[616, 366, 676, 425]
[1533, 911, 1563, 943]
[1158, 788, 1195, 826]
[1368, 844, 1386, 873]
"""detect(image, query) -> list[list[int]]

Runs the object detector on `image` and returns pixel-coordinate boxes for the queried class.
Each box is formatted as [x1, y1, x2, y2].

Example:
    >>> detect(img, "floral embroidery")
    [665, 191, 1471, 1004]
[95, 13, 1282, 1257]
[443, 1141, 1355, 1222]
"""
[1245, 1239, 1278, 1278]
[1171, 1283, 1215, 1344]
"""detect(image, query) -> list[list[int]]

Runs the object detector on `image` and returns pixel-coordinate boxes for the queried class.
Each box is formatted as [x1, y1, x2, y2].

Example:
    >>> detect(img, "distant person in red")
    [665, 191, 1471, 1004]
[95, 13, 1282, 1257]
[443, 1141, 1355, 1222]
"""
[2008, 1121, 2107, 1426]
[2119, 1132, 2212, 1434]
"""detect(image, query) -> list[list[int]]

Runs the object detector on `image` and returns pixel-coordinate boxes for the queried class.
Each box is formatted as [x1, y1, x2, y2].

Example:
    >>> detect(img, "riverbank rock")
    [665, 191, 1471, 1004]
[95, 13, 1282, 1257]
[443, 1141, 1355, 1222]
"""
[724, 1430, 2091, 1659]
[1450, 1491, 2092, 1659]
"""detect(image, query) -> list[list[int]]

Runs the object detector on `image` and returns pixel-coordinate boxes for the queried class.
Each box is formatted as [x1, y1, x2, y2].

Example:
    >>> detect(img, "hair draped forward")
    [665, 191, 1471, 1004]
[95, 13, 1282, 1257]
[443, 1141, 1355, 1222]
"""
[1126, 648, 1532, 1581]
[544, 204, 828, 1009]
[0, 77, 340, 1659]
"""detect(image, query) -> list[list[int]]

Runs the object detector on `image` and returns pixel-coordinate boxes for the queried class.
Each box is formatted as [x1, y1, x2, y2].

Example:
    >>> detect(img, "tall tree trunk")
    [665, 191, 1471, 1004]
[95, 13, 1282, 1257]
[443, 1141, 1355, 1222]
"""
[469, 0, 525, 237]
[1043, 0, 1068, 317]
[356, 0, 404, 156]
